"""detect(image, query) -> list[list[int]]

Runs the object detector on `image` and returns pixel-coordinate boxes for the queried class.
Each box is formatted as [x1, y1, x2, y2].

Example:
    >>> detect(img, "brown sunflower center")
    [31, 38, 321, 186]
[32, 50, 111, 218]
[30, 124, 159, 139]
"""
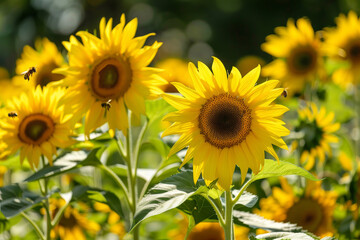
[286, 198, 323, 233]
[90, 57, 132, 100]
[346, 40, 360, 64]
[18, 114, 55, 145]
[188, 223, 224, 240]
[36, 62, 64, 87]
[287, 45, 317, 75]
[59, 211, 78, 229]
[198, 93, 252, 149]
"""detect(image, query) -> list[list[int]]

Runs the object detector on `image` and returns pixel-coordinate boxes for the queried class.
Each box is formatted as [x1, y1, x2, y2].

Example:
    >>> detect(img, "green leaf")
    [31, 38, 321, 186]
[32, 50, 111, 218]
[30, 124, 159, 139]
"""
[0, 184, 57, 218]
[0, 213, 20, 234]
[24, 148, 104, 182]
[145, 98, 175, 139]
[71, 185, 124, 219]
[178, 194, 217, 224]
[251, 159, 318, 183]
[233, 210, 302, 232]
[255, 232, 318, 240]
[137, 138, 181, 199]
[232, 191, 258, 209]
[132, 171, 208, 229]
[110, 164, 156, 182]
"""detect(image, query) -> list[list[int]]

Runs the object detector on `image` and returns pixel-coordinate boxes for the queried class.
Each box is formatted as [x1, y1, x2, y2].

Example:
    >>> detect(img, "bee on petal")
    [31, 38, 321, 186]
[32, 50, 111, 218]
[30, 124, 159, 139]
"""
[8, 112, 18, 118]
[101, 99, 112, 118]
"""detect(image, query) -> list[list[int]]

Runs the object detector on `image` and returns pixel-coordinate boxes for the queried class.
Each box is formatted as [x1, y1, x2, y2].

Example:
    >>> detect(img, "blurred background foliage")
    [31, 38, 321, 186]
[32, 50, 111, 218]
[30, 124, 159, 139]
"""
[1, 0, 360, 74]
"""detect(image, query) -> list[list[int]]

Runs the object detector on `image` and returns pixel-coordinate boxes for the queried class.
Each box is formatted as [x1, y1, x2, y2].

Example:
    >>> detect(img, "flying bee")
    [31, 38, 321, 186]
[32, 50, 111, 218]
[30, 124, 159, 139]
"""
[101, 99, 112, 118]
[281, 89, 288, 98]
[21, 67, 36, 81]
[8, 112, 18, 118]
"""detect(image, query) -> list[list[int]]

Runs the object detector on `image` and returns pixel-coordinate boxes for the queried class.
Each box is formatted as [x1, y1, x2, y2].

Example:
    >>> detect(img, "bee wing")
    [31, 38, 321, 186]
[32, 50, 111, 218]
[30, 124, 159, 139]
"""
[20, 70, 28, 75]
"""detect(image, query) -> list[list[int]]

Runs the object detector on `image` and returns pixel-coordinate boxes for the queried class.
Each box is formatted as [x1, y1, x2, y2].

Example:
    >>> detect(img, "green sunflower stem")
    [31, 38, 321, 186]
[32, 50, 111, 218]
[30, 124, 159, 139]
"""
[233, 177, 252, 204]
[355, 84, 360, 162]
[99, 164, 132, 209]
[304, 82, 313, 102]
[126, 111, 148, 240]
[40, 156, 52, 240]
[203, 195, 225, 226]
[224, 190, 234, 240]
[21, 212, 45, 240]
[126, 112, 135, 211]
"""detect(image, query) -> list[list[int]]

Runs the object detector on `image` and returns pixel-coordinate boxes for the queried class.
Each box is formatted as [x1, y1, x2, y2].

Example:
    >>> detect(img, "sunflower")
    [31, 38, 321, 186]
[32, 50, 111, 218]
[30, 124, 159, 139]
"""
[14, 38, 65, 88]
[48, 198, 100, 240]
[323, 11, 360, 87]
[255, 178, 337, 238]
[262, 18, 324, 95]
[162, 57, 289, 190]
[155, 57, 193, 92]
[0, 86, 75, 168]
[292, 103, 340, 170]
[54, 15, 166, 137]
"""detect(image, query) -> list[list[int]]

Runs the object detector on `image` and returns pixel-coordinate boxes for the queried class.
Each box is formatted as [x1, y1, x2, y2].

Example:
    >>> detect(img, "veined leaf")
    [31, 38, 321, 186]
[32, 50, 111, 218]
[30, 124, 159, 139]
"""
[132, 171, 208, 229]
[71, 185, 124, 219]
[232, 191, 258, 209]
[252, 159, 318, 182]
[0, 184, 58, 218]
[178, 194, 217, 224]
[255, 232, 319, 240]
[233, 210, 302, 232]
[24, 148, 104, 182]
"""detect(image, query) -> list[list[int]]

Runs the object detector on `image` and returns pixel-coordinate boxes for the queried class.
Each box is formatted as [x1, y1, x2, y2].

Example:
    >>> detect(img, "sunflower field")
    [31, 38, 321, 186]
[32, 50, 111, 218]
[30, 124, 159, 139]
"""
[1, 0, 360, 239]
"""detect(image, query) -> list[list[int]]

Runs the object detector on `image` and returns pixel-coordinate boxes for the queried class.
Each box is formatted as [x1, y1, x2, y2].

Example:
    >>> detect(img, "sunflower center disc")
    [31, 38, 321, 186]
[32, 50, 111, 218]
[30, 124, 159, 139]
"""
[91, 57, 132, 100]
[198, 93, 252, 149]
[99, 65, 118, 88]
[19, 114, 55, 145]
[25, 120, 47, 141]
[347, 40, 360, 63]
[286, 198, 323, 233]
[288, 45, 317, 75]
[59, 212, 77, 228]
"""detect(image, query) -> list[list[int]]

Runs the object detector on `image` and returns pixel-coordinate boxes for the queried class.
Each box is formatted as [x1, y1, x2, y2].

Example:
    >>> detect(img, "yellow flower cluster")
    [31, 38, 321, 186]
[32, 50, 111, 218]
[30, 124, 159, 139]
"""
[263, 11, 360, 93]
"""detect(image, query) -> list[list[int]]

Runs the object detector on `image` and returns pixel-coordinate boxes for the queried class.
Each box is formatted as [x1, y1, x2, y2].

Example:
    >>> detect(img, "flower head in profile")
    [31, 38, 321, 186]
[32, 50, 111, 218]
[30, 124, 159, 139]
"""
[155, 58, 193, 92]
[323, 11, 360, 87]
[162, 57, 289, 190]
[255, 178, 337, 237]
[0, 86, 75, 168]
[47, 198, 100, 240]
[262, 18, 324, 95]
[292, 103, 340, 170]
[14, 38, 65, 88]
[54, 15, 166, 136]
